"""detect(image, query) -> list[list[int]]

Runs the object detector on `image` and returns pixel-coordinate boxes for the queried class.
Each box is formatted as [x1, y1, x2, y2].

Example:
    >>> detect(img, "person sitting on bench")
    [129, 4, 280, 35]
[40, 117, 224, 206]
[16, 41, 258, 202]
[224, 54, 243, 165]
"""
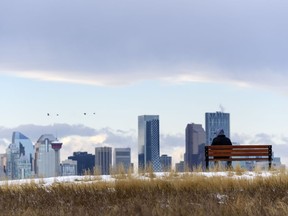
[211, 129, 232, 168]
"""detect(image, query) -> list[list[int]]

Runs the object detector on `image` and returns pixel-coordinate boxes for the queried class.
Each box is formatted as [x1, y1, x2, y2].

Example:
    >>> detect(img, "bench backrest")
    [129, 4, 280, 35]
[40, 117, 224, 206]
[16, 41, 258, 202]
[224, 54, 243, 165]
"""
[206, 145, 272, 157]
[205, 145, 272, 169]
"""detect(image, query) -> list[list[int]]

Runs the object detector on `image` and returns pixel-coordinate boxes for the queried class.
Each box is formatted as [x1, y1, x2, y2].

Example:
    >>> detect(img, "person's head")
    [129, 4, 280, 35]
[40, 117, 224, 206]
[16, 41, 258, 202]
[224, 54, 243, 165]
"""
[215, 129, 225, 136]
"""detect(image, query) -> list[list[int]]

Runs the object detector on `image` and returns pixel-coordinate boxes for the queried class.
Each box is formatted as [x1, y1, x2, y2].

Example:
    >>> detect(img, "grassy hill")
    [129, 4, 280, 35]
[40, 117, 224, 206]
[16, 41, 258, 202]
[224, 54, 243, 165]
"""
[0, 168, 288, 215]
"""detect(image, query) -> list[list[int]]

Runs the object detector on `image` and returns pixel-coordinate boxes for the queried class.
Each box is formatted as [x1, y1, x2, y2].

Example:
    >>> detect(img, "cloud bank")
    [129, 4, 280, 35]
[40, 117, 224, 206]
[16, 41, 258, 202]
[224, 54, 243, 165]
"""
[0, 0, 288, 89]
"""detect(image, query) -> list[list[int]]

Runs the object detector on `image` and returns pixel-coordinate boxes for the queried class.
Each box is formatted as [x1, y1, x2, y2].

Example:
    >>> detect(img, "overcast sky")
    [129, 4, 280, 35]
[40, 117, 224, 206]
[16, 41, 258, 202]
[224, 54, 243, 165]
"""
[0, 0, 288, 166]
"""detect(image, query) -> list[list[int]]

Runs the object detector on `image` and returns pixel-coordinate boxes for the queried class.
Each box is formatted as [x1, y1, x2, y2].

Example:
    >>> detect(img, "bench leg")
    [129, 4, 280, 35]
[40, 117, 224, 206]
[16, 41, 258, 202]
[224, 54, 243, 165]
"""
[206, 160, 209, 171]
[227, 161, 232, 170]
[269, 160, 272, 170]
[205, 146, 209, 171]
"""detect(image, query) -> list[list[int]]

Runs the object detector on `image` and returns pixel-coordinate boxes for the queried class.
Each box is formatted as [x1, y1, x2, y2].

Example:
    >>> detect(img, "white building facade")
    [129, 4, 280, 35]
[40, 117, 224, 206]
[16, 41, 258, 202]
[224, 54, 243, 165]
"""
[35, 134, 61, 178]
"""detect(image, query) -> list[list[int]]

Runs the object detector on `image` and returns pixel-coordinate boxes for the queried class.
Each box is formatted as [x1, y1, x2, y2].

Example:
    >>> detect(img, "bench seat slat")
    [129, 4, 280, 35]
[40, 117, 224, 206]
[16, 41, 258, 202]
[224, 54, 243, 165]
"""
[207, 145, 271, 149]
[209, 149, 269, 153]
[209, 158, 270, 162]
[209, 153, 270, 157]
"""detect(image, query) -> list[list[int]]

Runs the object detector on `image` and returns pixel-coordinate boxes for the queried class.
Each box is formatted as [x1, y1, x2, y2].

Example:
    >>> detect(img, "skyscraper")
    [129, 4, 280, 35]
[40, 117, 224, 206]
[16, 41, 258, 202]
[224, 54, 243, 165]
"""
[34, 134, 60, 178]
[95, 147, 112, 175]
[138, 115, 161, 172]
[6, 132, 34, 179]
[185, 123, 206, 170]
[205, 112, 230, 145]
[114, 148, 131, 172]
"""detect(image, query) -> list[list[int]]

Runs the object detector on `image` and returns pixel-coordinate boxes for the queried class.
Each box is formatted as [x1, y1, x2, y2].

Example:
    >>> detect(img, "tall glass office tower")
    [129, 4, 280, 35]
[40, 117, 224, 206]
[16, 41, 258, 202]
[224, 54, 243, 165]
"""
[138, 115, 161, 172]
[205, 112, 230, 145]
[6, 132, 34, 179]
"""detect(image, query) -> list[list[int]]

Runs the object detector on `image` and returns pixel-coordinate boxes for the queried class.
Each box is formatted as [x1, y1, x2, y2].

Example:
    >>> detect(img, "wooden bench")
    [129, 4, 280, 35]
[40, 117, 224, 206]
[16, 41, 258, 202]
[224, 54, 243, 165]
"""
[205, 145, 273, 170]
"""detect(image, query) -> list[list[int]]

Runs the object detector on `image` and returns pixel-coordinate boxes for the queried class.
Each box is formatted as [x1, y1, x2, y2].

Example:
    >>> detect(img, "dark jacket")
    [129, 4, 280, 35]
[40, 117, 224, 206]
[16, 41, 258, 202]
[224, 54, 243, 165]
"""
[211, 135, 232, 146]
[211, 135, 232, 161]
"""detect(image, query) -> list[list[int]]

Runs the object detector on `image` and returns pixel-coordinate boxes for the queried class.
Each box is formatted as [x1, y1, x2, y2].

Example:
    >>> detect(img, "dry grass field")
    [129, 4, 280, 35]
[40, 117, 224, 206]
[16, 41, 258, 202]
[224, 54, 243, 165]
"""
[0, 167, 288, 216]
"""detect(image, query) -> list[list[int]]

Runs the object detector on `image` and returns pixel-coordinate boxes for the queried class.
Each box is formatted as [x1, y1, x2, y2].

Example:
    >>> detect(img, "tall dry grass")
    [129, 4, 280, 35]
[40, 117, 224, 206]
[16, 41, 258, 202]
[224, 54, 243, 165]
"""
[0, 168, 288, 215]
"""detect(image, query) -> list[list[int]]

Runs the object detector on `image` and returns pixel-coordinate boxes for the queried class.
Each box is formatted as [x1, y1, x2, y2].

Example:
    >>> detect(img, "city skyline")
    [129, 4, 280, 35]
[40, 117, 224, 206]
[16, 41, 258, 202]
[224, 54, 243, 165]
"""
[0, 111, 284, 175]
[0, 0, 288, 167]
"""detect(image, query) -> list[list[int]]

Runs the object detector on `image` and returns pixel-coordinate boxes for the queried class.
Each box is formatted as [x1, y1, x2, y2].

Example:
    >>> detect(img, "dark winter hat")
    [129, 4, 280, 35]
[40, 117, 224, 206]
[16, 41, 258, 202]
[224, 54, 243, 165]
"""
[215, 129, 225, 136]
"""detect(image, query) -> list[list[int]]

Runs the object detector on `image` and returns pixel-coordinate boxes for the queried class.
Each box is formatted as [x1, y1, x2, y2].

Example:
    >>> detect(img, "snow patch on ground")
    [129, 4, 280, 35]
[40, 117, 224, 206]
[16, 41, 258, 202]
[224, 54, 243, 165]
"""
[0, 171, 280, 187]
